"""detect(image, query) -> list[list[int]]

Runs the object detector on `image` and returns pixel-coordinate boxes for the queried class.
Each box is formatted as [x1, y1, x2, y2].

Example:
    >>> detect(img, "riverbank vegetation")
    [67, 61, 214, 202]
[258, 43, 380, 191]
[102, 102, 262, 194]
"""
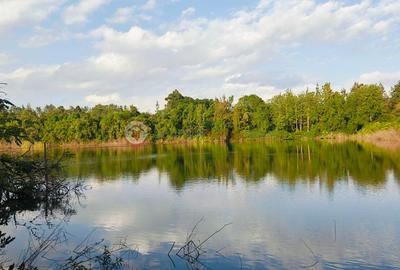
[2, 81, 400, 146]
[0, 94, 131, 270]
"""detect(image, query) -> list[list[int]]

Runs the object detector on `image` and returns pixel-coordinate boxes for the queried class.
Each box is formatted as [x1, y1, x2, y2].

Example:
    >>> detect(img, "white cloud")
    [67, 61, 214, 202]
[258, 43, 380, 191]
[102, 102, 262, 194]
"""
[222, 81, 278, 101]
[87, 0, 397, 85]
[63, 0, 110, 25]
[182, 66, 232, 81]
[85, 93, 121, 104]
[106, 6, 152, 24]
[3, 0, 400, 111]
[0, 53, 13, 66]
[107, 6, 135, 24]
[357, 71, 400, 90]
[0, 0, 60, 34]
[138, 14, 152, 22]
[4, 65, 60, 81]
[19, 27, 69, 48]
[181, 7, 195, 17]
[141, 0, 157, 11]
[89, 53, 135, 73]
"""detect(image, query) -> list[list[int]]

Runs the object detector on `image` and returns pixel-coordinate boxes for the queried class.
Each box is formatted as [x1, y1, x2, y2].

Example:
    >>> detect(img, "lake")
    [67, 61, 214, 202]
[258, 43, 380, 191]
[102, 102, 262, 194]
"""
[2, 141, 400, 269]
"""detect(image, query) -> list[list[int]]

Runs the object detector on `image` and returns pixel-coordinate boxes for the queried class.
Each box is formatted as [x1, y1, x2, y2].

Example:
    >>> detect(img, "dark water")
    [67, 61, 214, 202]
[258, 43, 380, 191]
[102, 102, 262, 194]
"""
[2, 141, 400, 269]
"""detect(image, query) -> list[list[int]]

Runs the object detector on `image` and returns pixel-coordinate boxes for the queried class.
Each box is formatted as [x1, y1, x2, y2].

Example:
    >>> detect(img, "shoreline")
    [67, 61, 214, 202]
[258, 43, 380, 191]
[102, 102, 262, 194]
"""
[1, 128, 400, 151]
[316, 128, 400, 150]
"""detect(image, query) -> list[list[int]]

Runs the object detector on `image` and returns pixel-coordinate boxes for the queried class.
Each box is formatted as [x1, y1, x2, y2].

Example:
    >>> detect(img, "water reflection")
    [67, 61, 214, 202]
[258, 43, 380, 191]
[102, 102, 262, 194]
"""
[2, 141, 400, 269]
[62, 141, 400, 191]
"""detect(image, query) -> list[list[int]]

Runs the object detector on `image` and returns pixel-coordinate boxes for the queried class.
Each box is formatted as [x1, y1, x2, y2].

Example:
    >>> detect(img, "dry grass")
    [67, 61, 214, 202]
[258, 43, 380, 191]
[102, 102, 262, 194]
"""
[354, 128, 400, 150]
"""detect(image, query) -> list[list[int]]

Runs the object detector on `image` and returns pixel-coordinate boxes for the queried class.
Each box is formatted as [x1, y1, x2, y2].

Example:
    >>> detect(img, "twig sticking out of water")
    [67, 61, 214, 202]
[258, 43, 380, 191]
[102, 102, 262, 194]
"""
[168, 241, 176, 268]
[20, 223, 66, 267]
[333, 219, 336, 242]
[171, 219, 232, 270]
[4, 224, 131, 270]
[187, 217, 204, 243]
[197, 223, 232, 249]
[301, 239, 319, 268]
[168, 242, 175, 257]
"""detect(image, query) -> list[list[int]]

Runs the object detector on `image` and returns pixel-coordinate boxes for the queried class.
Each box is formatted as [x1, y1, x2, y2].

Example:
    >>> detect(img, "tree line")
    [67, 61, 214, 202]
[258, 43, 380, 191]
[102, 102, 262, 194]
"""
[2, 81, 400, 144]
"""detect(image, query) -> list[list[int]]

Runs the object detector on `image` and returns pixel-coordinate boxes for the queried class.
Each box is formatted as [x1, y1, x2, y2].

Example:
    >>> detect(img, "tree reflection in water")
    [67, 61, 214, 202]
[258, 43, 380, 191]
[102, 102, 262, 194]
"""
[1, 141, 400, 269]
[61, 141, 400, 191]
[0, 152, 130, 269]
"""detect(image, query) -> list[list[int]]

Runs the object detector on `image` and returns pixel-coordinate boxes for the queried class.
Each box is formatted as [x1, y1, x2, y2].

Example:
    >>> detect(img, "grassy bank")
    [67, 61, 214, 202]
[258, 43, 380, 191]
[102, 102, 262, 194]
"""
[2, 122, 400, 151]
[353, 122, 400, 149]
[316, 121, 400, 150]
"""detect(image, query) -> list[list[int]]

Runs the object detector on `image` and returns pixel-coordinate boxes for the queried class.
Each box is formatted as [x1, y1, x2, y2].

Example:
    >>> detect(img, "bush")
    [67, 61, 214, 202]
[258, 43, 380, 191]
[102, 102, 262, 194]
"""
[358, 121, 400, 134]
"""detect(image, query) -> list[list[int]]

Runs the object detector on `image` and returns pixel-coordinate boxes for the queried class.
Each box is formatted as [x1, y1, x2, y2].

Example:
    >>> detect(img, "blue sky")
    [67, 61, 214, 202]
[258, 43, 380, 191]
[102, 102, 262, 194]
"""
[0, 0, 399, 111]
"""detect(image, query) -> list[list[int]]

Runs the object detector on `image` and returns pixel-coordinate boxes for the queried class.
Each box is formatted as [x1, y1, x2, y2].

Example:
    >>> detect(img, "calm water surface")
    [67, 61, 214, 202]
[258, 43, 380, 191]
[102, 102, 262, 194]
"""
[3, 141, 400, 269]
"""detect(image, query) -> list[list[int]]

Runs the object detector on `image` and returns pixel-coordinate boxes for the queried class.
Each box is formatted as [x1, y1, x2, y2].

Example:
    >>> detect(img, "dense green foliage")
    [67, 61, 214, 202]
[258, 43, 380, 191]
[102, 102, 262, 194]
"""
[390, 81, 400, 115]
[3, 82, 400, 144]
[0, 95, 25, 144]
[0, 92, 68, 202]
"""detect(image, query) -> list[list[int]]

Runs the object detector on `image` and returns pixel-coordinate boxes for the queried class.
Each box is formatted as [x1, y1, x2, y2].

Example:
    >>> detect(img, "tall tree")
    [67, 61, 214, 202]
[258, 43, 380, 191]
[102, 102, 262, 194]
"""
[212, 96, 233, 140]
[233, 95, 271, 135]
[390, 81, 400, 115]
[319, 83, 347, 132]
[346, 83, 386, 132]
